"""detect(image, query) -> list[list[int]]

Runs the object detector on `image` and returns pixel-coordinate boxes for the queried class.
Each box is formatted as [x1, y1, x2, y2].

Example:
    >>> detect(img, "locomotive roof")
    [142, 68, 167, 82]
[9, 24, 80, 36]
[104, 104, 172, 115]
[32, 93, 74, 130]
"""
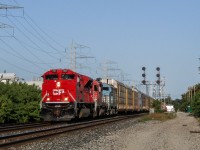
[42, 69, 75, 75]
[42, 69, 93, 87]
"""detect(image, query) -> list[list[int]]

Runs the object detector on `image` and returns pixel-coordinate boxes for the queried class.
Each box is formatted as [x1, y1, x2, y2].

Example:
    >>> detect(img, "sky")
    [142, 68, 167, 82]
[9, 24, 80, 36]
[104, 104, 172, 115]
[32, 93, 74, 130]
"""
[0, 0, 200, 99]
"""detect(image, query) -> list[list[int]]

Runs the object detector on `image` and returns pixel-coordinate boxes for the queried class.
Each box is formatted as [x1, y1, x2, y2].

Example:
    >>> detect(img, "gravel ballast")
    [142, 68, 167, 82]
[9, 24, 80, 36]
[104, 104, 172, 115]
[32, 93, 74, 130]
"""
[16, 112, 200, 150]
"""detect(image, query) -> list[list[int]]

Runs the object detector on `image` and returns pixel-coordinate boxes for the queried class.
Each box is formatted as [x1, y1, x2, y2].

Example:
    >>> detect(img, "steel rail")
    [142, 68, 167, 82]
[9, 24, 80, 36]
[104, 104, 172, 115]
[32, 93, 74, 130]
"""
[0, 122, 50, 133]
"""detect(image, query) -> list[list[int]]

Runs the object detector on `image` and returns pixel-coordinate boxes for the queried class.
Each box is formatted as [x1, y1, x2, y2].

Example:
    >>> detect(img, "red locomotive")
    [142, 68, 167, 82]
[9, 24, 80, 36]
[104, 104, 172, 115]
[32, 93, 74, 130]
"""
[40, 69, 106, 121]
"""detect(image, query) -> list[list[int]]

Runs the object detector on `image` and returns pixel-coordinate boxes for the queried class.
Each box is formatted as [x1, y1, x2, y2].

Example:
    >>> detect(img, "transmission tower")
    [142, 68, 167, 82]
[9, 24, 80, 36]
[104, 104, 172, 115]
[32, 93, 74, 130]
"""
[101, 59, 120, 79]
[69, 41, 94, 71]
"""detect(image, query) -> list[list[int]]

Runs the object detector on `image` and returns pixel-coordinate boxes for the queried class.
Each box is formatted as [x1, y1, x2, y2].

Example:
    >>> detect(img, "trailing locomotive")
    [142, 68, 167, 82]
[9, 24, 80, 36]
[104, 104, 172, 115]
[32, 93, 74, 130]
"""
[40, 69, 153, 121]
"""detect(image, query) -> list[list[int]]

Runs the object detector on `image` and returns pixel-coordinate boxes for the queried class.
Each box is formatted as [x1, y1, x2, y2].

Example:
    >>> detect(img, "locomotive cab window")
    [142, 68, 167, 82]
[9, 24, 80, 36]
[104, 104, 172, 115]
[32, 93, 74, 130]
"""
[45, 74, 58, 80]
[61, 74, 75, 80]
[103, 87, 109, 91]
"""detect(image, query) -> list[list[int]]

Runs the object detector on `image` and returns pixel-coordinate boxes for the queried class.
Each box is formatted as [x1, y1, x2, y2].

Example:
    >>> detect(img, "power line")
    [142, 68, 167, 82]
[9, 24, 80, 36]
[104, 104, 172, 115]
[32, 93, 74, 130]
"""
[23, 17, 64, 54]
[1, 27, 53, 68]
[0, 38, 47, 71]
[0, 22, 13, 28]
[7, 14, 66, 66]
[24, 13, 66, 50]
[12, 0, 66, 50]
[0, 0, 65, 77]
[0, 22, 14, 37]
[6, 16, 62, 62]
[10, 0, 69, 68]
[0, 54, 40, 75]
[8, 13, 65, 55]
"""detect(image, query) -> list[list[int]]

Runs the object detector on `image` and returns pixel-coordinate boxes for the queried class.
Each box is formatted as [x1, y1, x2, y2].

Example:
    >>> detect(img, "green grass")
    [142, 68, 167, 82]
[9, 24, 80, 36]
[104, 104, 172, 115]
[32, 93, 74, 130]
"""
[139, 112, 177, 122]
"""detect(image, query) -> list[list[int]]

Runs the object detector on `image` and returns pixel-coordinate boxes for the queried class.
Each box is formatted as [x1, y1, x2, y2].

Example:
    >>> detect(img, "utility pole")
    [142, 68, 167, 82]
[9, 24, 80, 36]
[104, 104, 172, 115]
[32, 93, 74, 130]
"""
[198, 58, 200, 74]
[0, 3, 23, 36]
[188, 87, 192, 106]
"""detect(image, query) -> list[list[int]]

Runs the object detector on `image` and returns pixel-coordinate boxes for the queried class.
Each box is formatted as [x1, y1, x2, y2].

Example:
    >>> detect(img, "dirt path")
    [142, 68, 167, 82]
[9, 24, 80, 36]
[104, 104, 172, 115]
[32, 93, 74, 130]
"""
[123, 112, 200, 150]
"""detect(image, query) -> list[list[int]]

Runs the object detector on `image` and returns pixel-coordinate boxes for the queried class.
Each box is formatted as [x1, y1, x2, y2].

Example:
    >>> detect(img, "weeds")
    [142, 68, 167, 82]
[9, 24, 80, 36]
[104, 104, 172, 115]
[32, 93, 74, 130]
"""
[139, 113, 176, 122]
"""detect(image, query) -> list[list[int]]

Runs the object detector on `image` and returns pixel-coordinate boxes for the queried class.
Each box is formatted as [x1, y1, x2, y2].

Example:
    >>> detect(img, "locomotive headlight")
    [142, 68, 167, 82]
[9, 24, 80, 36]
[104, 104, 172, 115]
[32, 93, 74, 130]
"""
[64, 97, 68, 101]
[47, 97, 50, 101]
[56, 82, 61, 88]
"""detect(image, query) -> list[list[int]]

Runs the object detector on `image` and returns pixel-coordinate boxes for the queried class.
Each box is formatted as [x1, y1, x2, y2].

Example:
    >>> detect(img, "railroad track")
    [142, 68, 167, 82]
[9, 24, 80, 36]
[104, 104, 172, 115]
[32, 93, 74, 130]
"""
[0, 122, 51, 133]
[0, 113, 146, 149]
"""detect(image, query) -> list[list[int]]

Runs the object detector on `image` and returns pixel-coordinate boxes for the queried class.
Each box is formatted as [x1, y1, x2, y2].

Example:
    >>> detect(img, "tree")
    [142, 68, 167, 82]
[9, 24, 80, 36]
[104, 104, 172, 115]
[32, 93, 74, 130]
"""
[0, 82, 41, 123]
[171, 99, 181, 112]
[179, 93, 189, 112]
[180, 83, 200, 114]
[0, 95, 13, 123]
[191, 92, 200, 117]
[152, 100, 162, 113]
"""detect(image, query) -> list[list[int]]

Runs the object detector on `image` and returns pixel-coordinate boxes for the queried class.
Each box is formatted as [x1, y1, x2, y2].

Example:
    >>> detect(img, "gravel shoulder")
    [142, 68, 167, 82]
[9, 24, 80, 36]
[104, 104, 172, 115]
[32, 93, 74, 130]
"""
[17, 112, 200, 150]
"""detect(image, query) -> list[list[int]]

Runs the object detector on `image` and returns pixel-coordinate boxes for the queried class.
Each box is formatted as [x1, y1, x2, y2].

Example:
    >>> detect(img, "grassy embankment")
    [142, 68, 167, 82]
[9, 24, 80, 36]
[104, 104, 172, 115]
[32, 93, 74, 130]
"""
[139, 113, 177, 122]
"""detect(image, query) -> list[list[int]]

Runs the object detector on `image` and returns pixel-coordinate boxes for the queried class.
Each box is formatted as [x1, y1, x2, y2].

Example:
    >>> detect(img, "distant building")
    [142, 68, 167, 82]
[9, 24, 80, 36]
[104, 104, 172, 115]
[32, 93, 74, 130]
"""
[0, 73, 20, 83]
[26, 77, 43, 89]
[0, 72, 43, 89]
[26, 80, 43, 89]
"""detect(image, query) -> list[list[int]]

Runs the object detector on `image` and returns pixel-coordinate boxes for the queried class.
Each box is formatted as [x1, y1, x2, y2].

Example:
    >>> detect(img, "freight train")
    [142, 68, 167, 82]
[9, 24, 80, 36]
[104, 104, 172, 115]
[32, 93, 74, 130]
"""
[40, 69, 153, 121]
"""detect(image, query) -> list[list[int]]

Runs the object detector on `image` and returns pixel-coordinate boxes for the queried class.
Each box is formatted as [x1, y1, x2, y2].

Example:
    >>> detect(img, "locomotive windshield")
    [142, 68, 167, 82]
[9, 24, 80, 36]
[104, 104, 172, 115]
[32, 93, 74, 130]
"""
[61, 74, 75, 80]
[103, 87, 109, 91]
[45, 74, 58, 80]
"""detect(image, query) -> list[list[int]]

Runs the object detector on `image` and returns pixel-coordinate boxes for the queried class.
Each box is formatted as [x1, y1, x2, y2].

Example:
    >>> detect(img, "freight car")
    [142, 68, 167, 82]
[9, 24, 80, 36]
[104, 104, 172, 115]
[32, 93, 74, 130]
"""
[40, 69, 153, 121]
[100, 78, 150, 114]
